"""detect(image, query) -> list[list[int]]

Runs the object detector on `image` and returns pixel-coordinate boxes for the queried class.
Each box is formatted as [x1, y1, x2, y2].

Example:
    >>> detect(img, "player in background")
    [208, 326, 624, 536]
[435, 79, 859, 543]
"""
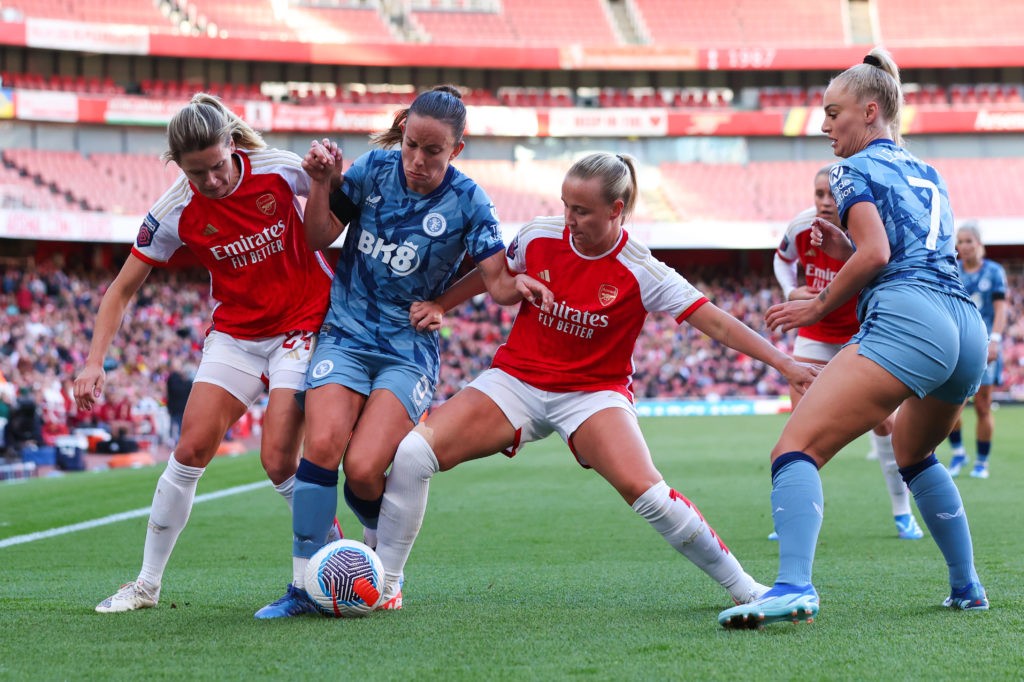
[255, 85, 553, 618]
[946, 223, 1008, 479]
[372, 152, 819, 611]
[773, 167, 923, 540]
[720, 49, 989, 630]
[75, 94, 337, 613]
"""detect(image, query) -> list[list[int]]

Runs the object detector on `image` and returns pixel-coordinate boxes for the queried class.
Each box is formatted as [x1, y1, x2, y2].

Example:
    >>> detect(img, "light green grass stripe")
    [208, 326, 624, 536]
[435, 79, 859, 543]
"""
[0, 480, 270, 549]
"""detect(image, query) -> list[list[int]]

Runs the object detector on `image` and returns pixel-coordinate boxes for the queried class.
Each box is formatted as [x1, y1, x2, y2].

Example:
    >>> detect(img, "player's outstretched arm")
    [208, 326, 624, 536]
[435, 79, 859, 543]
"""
[686, 302, 819, 394]
[73, 254, 153, 411]
[409, 269, 487, 332]
[476, 251, 553, 309]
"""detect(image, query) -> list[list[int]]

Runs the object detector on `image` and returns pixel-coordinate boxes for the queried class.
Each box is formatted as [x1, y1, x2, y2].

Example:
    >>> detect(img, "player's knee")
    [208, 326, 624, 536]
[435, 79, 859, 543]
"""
[260, 449, 298, 484]
[302, 430, 343, 470]
[342, 456, 384, 493]
[172, 439, 217, 468]
[410, 423, 435, 450]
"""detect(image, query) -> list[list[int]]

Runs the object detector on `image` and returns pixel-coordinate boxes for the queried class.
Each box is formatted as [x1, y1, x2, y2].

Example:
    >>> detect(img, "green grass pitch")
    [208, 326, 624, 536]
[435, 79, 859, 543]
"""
[2, 411, 1022, 680]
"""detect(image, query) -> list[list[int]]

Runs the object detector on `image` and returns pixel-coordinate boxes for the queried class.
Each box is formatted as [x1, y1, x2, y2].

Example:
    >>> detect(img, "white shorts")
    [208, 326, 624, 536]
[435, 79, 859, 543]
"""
[792, 335, 843, 363]
[467, 368, 636, 466]
[193, 330, 318, 406]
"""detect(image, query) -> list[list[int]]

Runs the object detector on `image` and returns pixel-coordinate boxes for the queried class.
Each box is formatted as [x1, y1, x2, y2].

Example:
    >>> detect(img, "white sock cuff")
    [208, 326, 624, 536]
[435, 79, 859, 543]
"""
[871, 431, 893, 449]
[274, 475, 296, 499]
[631, 480, 669, 516]
[165, 452, 204, 485]
[403, 430, 440, 477]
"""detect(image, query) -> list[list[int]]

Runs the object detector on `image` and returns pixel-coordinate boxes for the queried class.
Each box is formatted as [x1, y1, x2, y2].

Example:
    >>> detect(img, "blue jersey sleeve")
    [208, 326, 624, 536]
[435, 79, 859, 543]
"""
[829, 163, 874, 228]
[463, 187, 504, 263]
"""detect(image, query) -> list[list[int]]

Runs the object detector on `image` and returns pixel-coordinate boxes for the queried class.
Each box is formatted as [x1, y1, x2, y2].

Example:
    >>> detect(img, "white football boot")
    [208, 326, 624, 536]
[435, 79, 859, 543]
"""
[95, 579, 160, 613]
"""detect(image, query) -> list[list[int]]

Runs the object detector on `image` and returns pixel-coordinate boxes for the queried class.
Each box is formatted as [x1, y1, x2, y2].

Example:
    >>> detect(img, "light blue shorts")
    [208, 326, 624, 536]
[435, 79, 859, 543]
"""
[304, 338, 435, 422]
[849, 285, 987, 404]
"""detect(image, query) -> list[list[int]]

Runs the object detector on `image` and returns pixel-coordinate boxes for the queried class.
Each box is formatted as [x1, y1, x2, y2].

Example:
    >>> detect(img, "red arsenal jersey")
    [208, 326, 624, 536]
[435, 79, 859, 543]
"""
[132, 148, 332, 339]
[776, 207, 859, 344]
[493, 216, 708, 400]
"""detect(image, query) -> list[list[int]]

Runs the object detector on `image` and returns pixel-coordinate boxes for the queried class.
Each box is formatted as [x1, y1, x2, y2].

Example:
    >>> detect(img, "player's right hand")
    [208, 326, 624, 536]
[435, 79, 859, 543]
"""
[73, 365, 106, 412]
[410, 300, 444, 332]
[515, 274, 554, 313]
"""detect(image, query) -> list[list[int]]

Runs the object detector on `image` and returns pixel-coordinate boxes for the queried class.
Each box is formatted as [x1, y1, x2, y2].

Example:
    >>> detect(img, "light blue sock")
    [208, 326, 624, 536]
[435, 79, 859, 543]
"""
[293, 459, 338, 560]
[771, 455, 823, 587]
[904, 459, 979, 588]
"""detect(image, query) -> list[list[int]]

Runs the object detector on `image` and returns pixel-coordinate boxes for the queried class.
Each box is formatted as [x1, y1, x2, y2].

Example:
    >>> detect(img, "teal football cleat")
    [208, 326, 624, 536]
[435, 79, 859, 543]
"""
[943, 583, 989, 611]
[894, 513, 924, 540]
[947, 454, 968, 478]
[254, 584, 318, 619]
[969, 463, 989, 479]
[718, 583, 819, 629]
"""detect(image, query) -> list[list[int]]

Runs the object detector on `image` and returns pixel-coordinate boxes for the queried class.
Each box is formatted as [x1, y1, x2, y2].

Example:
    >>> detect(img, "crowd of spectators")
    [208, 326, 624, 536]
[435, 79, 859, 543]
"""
[2, 257, 1023, 463]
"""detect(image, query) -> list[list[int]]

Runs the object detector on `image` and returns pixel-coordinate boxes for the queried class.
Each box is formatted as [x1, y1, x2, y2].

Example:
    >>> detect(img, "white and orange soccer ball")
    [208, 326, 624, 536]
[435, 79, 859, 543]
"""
[304, 539, 385, 617]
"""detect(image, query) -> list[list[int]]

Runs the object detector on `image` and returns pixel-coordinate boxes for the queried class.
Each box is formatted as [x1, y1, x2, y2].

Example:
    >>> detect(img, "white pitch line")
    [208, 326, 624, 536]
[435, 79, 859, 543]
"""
[0, 480, 270, 549]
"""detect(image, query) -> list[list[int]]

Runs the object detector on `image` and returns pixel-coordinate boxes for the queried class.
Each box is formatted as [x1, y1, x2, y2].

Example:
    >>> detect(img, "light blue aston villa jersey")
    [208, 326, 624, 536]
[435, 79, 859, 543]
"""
[829, 139, 971, 318]
[959, 259, 1008, 333]
[323, 149, 504, 376]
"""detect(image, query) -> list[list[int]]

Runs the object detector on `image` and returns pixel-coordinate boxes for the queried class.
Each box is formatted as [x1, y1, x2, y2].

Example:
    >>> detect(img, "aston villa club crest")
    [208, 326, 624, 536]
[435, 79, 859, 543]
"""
[598, 283, 618, 306]
[257, 193, 277, 216]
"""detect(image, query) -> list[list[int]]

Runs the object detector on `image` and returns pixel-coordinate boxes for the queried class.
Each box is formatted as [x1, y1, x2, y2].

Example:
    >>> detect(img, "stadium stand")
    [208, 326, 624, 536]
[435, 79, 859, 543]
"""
[4, 150, 1024, 223]
[3, 262, 1022, 469]
[875, 0, 1024, 46]
[4, 0, 1024, 478]
[632, 0, 847, 47]
[410, 0, 617, 46]
[0, 0, 175, 30]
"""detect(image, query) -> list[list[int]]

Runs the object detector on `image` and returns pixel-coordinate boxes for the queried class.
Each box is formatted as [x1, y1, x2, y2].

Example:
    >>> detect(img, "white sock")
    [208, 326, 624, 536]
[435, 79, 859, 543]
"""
[363, 527, 377, 550]
[632, 481, 756, 602]
[376, 430, 439, 582]
[274, 475, 295, 510]
[293, 556, 308, 590]
[872, 432, 911, 516]
[138, 453, 204, 589]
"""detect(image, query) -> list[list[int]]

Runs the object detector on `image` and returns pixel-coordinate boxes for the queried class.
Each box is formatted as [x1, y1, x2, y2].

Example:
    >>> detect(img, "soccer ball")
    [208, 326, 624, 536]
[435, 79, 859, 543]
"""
[304, 539, 386, 617]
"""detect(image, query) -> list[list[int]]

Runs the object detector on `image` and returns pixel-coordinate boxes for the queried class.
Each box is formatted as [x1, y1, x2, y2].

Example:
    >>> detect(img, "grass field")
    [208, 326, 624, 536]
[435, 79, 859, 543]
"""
[2, 411, 1023, 681]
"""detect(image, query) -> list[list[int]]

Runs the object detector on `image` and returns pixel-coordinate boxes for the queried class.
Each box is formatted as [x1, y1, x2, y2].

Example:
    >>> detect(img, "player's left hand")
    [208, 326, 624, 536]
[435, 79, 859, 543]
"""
[410, 300, 444, 332]
[514, 274, 553, 312]
[810, 217, 854, 261]
[765, 298, 826, 332]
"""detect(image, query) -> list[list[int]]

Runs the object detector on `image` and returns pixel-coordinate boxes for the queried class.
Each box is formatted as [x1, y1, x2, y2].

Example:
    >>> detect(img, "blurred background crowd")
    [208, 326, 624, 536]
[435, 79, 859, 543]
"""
[3, 258, 1021, 466]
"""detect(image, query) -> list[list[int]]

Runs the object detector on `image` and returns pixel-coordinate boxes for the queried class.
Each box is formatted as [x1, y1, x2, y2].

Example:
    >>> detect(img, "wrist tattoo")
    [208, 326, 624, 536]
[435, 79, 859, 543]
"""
[817, 286, 829, 303]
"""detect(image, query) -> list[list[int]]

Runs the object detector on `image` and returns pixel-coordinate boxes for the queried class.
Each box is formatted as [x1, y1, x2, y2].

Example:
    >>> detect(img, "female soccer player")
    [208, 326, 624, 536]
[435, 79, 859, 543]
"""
[256, 85, 552, 617]
[946, 223, 1008, 479]
[77, 94, 335, 613]
[773, 167, 923, 540]
[371, 151, 819, 611]
[719, 48, 989, 629]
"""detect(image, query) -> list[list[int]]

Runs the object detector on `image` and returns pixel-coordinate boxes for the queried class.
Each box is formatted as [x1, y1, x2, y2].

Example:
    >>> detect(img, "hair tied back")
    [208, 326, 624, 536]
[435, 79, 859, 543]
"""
[863, 54, 882, 67]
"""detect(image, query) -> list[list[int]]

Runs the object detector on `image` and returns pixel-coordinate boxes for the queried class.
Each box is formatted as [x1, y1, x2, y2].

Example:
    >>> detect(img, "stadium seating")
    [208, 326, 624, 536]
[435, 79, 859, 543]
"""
[6, 148, 1024, 223]
[875, 0, 1024, 45]
[409, 7, 519, 45]
[411, 0, 616, 45]
[631, 0, 846, 47]
[1, 0, 176, 30]
[0, 157, 79, 211]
